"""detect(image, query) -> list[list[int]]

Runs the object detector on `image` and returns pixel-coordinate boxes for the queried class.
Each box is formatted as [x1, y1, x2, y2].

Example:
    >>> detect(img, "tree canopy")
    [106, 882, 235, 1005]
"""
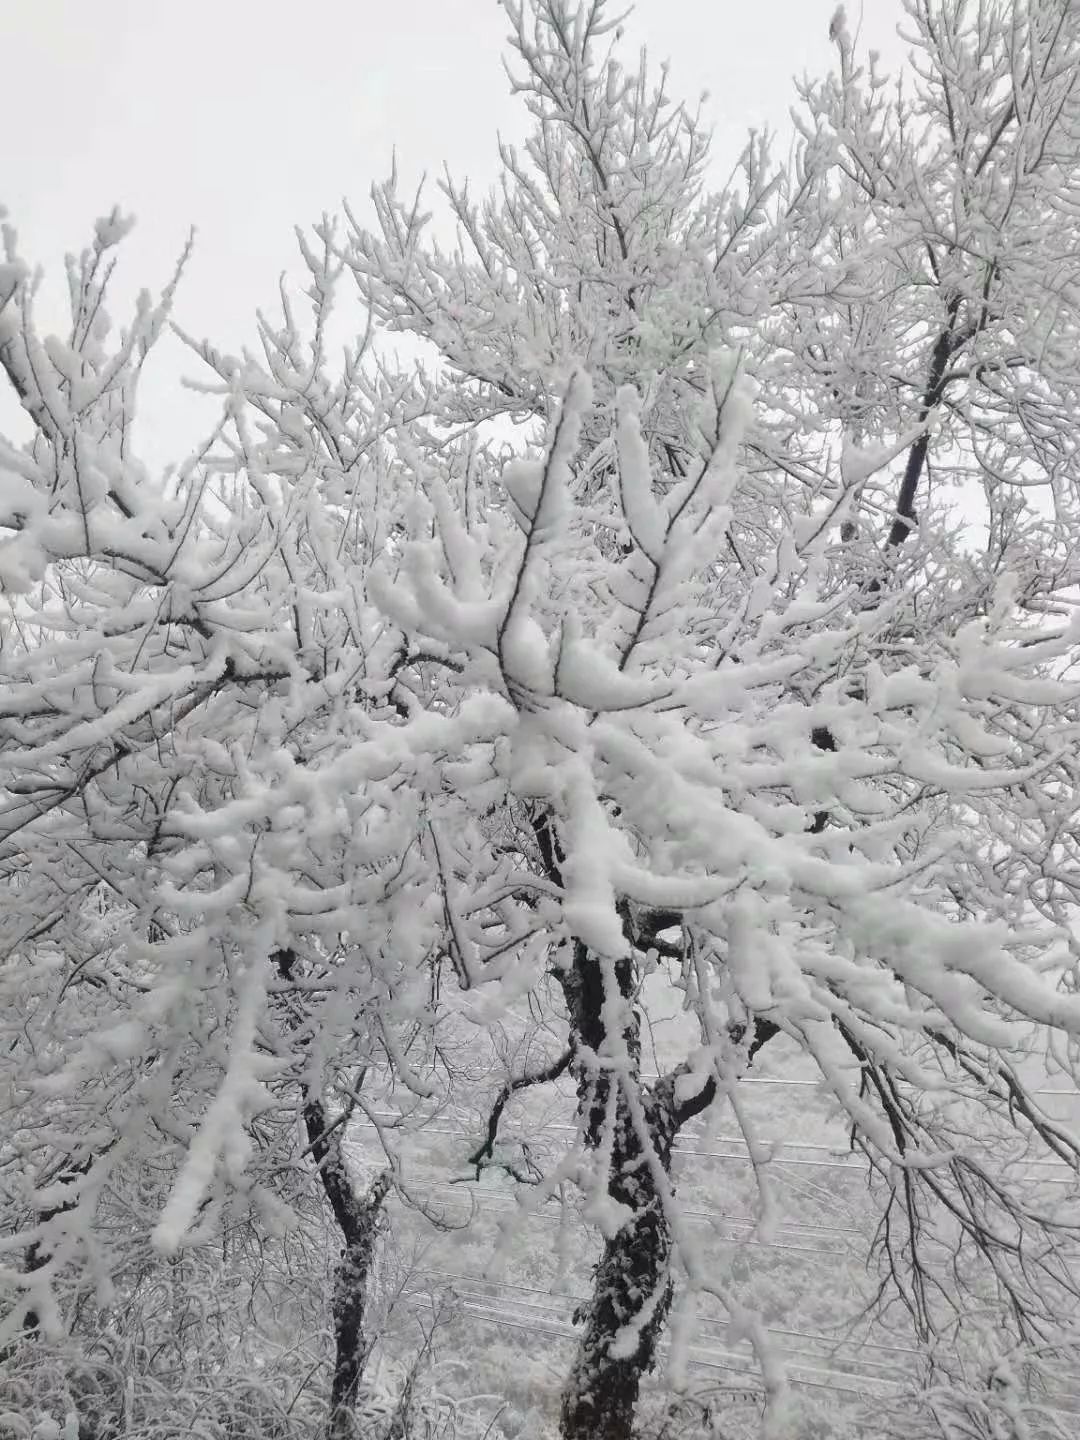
[5, 3, 1080, 1438]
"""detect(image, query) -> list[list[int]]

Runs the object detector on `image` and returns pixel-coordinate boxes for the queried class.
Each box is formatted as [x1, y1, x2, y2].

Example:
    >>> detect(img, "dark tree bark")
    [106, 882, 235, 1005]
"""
[274, 949, 391, 1440]
[560, 1167, 673, 1440]
[557, 1061, 678, 1440]
[15, 1147, 101, 1340]
[531, 814, 779, 1440]
[557, 1018, 777, 1440]
[885, 295, 964, 549]
[321, 1155, 392, 1440]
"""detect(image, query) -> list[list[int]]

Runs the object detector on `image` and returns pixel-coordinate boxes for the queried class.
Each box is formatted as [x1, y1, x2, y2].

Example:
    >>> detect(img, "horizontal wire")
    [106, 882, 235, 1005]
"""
[353, 1114, 1080, 1178]
[402, 1295, 903, 1401]
[391, 1176, 864, 1241]
[384, 1188, 849, 1255]
[404, 1294, 1080, 1408]
[405, 1278, 913, 1379]
[412, 1266, 929, 1358]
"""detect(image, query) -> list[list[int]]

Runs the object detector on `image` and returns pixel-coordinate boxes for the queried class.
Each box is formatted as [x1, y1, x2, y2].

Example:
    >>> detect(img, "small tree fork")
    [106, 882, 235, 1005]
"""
[530, 810, 780, 1440]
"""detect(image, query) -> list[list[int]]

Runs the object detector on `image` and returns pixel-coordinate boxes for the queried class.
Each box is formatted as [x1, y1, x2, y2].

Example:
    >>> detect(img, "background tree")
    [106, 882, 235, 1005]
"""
[0, 213, 470, 1440]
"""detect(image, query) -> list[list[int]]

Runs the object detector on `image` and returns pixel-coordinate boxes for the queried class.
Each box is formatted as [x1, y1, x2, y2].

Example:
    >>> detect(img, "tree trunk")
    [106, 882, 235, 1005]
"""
[560, 1120, 674, 1440]
[558, 1037, 775, 1440]
[532, 816, 779, 1440]
[327, 1166, 392, 1440]
[272, 949, 392, 1440]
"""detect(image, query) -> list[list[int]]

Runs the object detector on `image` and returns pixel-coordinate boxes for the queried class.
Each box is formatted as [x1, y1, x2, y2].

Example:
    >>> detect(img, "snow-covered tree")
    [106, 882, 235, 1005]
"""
[789, 0, 1080, 557]
[6, 4, 1080, 1440]
[355, 350, 1080, 1440]
[338, 3, 1080, 1436]
[0, 213, 454, 1438]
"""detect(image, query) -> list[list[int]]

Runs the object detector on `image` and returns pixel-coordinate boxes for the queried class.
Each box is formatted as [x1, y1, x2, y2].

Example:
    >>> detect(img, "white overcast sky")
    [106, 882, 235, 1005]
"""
[4, 0, 907, 467]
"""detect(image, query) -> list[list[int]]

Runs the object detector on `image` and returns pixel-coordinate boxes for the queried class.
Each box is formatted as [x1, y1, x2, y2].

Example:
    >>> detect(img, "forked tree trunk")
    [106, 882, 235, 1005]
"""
[558, 1046, 774, 1440]
[531, 817, 778, 1440]
[554, 963, 777, 1440]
